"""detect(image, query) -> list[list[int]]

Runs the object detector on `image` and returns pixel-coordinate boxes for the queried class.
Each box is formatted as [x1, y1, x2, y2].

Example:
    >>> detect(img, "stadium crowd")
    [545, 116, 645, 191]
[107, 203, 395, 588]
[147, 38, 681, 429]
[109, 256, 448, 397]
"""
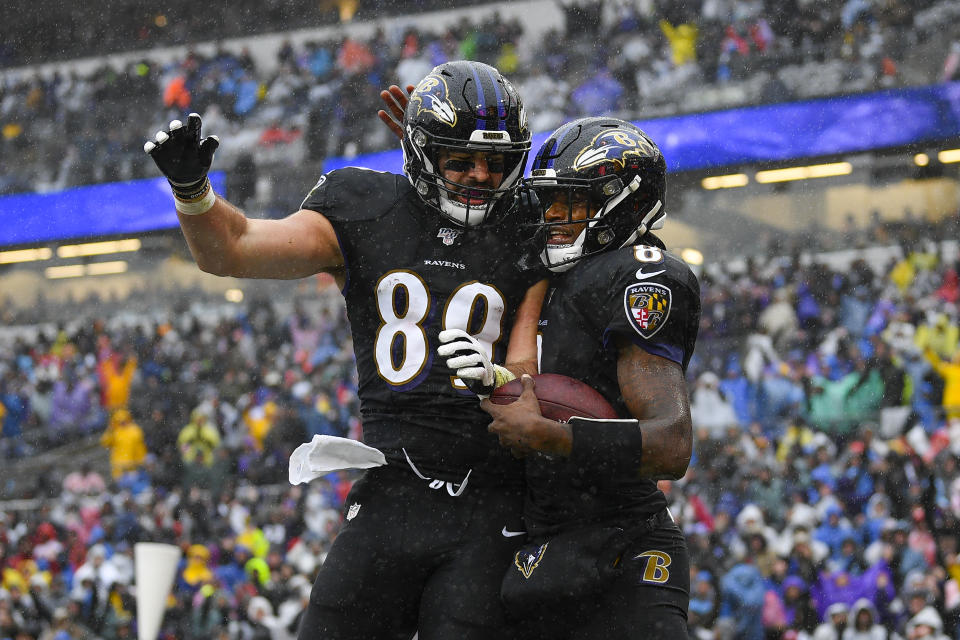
[1, 207, 959, 639]
[3, 0, 960, 638]
[0, 0, 497, 69]
[0, 0, 952, 201]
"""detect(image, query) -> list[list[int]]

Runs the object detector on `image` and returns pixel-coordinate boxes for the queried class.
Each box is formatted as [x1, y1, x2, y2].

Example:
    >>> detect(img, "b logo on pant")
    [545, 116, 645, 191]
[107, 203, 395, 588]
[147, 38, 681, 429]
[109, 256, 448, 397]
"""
[634, 550, 672, 583]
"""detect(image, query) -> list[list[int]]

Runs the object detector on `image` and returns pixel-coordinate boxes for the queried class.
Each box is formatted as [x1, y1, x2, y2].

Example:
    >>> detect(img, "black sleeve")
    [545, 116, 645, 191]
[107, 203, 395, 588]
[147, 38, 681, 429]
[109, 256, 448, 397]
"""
[300, 167, 407, 223]
[605, 251, 701, 371]
[300, 168, 410, 275]
[568, 416, 643, 482]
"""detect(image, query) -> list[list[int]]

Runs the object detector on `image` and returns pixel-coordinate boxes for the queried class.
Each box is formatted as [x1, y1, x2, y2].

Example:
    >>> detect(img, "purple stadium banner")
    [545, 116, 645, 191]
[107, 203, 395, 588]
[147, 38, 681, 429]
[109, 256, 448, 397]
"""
[324, 82, 960, 174]
[3, 82, 960, 247]
[0, 172, 225, 248]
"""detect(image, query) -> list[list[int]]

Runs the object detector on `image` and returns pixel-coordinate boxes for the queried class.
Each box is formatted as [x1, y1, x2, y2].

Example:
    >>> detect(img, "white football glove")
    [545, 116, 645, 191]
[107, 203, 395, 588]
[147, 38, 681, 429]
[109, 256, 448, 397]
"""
[437, 329, 514, 398]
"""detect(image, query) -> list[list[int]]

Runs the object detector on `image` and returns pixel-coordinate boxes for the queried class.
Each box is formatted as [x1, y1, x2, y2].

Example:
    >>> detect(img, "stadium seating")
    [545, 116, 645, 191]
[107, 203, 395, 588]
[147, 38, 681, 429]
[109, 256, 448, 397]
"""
[2, 2, 960, 639]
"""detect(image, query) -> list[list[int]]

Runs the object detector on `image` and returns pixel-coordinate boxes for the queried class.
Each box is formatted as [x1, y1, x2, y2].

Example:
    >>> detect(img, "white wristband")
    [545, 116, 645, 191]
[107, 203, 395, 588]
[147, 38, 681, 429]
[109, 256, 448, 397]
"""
[175, 188, 216, 215]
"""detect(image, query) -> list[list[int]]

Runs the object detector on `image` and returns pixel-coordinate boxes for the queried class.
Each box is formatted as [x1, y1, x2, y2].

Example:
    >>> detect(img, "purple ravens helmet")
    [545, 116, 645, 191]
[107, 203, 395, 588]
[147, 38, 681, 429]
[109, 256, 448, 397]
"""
[525, 117, 667, 272]
[401, 60, 531, 228]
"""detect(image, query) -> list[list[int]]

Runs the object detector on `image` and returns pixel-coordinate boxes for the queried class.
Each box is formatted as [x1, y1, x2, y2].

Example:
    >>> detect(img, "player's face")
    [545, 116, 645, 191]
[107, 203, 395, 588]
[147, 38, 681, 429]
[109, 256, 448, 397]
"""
[543, 190, 595, 245]
[437, 150, 505, 205]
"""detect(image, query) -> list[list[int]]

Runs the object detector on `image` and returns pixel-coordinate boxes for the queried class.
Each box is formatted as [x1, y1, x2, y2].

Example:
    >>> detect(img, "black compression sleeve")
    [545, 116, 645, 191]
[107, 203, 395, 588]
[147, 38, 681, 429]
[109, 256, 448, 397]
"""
[568, 417, 643, 482]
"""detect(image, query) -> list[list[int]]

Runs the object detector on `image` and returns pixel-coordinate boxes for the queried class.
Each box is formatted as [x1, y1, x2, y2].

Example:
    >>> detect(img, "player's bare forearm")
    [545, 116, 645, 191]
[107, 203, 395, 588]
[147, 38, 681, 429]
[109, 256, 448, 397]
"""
[617, 341, 692, 480]
[178, 200, 344, 280]
[503, 359, 539, 379]
[177, 196, 249, 276]
[503, 279, 548, 377]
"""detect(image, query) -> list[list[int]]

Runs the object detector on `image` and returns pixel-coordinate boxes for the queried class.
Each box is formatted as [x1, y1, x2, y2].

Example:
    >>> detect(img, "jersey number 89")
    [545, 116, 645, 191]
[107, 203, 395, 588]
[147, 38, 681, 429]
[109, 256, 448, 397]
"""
[374, 271, 505, 388]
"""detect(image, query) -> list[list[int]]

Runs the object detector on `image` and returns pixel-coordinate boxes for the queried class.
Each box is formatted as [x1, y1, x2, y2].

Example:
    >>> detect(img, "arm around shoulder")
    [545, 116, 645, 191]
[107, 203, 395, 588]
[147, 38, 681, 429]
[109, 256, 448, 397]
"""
[503, 278, 549, 378]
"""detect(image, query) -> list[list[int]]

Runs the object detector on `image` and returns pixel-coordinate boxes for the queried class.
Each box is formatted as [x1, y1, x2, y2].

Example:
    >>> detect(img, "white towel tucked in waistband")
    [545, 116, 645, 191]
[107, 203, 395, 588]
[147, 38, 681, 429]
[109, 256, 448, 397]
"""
[288, 435, 386, 485]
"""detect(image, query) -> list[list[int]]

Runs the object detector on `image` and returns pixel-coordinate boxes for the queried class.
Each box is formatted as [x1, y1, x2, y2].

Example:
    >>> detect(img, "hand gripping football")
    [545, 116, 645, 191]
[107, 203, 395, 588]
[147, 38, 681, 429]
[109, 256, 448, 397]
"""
[490, 373, 618, 421]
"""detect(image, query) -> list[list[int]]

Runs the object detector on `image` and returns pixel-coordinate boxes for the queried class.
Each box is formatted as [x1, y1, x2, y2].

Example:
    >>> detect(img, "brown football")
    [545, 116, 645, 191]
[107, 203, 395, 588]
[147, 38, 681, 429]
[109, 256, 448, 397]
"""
[490, 373, 618, 421]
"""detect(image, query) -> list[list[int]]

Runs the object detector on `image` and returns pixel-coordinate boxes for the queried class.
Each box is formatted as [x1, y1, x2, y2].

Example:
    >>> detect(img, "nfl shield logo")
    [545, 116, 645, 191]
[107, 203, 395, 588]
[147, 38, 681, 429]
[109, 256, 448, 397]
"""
[437, 228, 460, 245]
[346, 503, 361, 521]
[624, 282, 672, 339]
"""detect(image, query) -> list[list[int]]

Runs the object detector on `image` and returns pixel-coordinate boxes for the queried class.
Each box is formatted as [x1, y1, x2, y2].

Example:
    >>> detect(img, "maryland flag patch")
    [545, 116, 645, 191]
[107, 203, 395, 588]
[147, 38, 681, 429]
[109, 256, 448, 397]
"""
[624, 282, 672, 339]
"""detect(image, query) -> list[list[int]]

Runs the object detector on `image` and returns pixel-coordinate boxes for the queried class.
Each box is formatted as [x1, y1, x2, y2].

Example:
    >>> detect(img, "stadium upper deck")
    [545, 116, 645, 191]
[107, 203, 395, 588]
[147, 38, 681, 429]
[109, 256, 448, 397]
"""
[1, 0, 957, 199]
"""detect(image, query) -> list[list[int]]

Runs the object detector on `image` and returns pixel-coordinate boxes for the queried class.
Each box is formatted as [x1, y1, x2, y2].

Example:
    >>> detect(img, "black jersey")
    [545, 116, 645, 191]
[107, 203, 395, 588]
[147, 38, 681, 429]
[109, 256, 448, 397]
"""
[301, 167, 540, 485]
[526, 241, 700, 533]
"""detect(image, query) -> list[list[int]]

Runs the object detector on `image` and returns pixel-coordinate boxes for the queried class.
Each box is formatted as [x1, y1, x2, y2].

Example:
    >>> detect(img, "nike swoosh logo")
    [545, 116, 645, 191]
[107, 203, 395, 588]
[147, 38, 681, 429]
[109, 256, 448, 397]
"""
[501, 527, 526, 538]
[635, 268, 665, 280]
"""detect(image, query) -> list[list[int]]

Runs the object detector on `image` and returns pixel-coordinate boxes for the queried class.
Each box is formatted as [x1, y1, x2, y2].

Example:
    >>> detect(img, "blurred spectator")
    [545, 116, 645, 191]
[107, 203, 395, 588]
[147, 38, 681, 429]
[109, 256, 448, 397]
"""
[688, 569, 717, 635]
[718, 561, 766, 640]
[49, 368, 103, 441]
[98, 351, 137, 412]
[843, 597, 887, 639]
[904, 605, 948, 639]
[180, 544, 214, 594]
[659, 18, 699, 67]
[924, 348, 960, 420]
[569, 68, 624, 116]
[178, 408, 223, 490]
[99, 409, 147, 479]
[62, 462, 106, 496]
[916, 314, 959, 362]
[691, 371, 738, 441]
[760, 288, 799, 352]
[815, 602, 851, 640]
[781, 575, 820, 635]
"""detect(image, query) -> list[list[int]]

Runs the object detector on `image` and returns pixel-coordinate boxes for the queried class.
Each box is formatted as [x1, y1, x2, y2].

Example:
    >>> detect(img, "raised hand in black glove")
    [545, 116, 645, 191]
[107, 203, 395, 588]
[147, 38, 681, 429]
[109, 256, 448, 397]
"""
[144, 113, 219, 212]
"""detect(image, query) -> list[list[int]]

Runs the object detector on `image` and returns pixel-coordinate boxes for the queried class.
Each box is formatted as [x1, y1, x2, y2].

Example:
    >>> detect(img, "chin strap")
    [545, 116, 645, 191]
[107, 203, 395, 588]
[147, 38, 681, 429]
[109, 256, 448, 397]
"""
[636, 199, 663, 236]
[619, 199, 664, 248]
[597, 174, 643, 221]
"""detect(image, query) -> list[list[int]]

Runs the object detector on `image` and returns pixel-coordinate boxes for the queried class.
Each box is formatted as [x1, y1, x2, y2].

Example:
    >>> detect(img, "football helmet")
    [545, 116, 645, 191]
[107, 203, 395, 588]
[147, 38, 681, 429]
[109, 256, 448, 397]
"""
[524, 117, 666, 272]
[402, 60, 531, 227]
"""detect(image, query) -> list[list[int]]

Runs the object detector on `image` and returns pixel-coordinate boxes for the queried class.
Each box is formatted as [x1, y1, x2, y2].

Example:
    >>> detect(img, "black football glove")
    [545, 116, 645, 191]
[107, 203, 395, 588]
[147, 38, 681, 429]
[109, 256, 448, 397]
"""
[144, 113, 219, 197]
[437, 329, 515, 398]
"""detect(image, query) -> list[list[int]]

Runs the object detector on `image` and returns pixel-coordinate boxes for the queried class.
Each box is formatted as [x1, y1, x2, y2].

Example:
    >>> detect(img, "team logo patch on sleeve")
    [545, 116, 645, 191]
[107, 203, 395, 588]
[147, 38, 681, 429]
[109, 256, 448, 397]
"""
[624, 282, 672, 339]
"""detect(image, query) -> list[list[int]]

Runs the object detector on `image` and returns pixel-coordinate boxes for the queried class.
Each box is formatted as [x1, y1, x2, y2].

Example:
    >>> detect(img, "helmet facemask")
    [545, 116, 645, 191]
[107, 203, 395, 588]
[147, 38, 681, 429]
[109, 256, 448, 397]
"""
[525, 169, 664, 273]
[524, 117, 667, 271]
[406, 126, 528, 228]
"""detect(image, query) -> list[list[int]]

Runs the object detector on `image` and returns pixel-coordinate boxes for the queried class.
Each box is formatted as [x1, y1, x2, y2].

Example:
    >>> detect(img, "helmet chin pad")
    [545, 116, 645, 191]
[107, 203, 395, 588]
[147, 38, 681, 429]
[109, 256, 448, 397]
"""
[438, 191, 490, 227]
[541, 229, 586, 273]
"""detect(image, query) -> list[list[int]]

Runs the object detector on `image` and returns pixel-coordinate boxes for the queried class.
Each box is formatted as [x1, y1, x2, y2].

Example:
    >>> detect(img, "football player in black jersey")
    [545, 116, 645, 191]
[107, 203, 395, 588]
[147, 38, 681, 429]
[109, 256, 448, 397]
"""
[144, 61, 549, 640]
[462, 117, 701, 638]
